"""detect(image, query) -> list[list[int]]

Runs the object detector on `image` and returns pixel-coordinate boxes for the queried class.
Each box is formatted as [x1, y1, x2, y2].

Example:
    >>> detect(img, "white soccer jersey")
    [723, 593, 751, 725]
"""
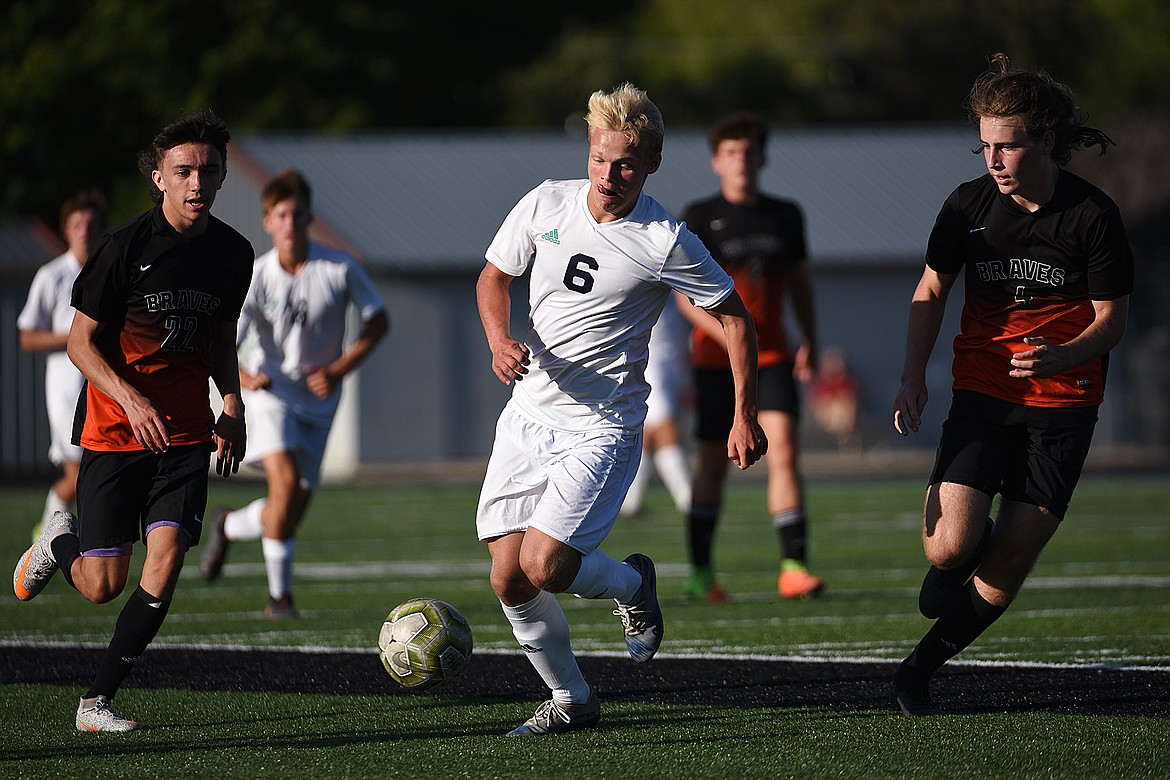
[238, 243, 385, 424]
[644, 300, 692, 426]
[486, 179, 734, 432]
[17, 251, 86, 462]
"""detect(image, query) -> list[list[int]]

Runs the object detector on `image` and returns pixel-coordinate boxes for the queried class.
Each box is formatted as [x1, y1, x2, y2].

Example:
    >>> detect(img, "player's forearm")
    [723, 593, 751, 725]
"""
[900, 310, 943, 385]
[788, 271, 819, 353]
[211, 322, 243, 401]
[900, 273, 952, 384]
[720, 313, 761, 420]
[476, 266, 514, 349]
[718, 305, 766, 470]
[68, 334, 149, 414]
[1059, 297, 1129, 366]
[329, 310, 390, 380]
[19, 329, 69, 353]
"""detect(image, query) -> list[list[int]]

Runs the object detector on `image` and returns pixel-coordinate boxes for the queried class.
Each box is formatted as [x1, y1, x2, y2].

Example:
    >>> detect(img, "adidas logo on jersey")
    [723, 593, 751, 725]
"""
[539, 228, 560, 245]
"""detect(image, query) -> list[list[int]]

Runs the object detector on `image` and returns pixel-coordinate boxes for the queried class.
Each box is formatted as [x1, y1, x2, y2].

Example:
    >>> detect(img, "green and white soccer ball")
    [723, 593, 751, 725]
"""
[378, 598, 474, 691]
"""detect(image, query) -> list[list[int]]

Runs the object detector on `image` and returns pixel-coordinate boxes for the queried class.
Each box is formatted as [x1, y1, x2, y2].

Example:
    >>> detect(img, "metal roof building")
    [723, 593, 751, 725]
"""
[10, 123, 1137, 479]
[205, 123, 1001, 476]
[218, 123, 984, 274]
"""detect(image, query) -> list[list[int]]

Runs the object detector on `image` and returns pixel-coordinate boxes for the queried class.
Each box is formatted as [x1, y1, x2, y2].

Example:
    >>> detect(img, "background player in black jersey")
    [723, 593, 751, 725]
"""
[12, 110, 255, 732]
[891, 54, 1134, 715]
[678, 111, 823, 602]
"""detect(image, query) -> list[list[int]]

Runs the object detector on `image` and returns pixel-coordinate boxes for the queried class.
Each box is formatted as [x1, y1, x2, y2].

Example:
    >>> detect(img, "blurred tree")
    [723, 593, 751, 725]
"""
[0, 0, 580, 227]
[500, 0, 1170, 127]
[2, 0, 1167, 228]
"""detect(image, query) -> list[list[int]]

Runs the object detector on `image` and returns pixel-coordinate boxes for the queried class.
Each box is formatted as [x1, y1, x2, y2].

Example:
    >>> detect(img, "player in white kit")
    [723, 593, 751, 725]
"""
[200, 170, 389, 620]
[18, 191, 106, 540]
[619, 298, 694, 517]
[477, 82, 767, 736]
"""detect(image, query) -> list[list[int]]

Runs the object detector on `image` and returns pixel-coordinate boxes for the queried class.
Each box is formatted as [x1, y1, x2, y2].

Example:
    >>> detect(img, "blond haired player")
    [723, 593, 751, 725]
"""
[477, 82, 766, 736]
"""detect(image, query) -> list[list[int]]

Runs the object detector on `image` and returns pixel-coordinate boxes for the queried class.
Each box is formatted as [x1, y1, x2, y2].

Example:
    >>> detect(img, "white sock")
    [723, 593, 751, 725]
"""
[41, 488, 70, 529]
[653, 444, 692, 513]
[502, 590, 590, 705]
[567, 549, 641, 602]
[619, 453, 652, 517]
[224, 498, 266, 541]
[261, 536, 295, 600]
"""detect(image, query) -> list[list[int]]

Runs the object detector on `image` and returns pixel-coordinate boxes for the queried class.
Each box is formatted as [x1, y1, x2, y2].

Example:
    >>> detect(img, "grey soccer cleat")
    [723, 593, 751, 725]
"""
[506, 692, 600, 736]
[199, 506, 231, 582]
[613, 553, 664, 663]
[76, 695, 142, 732]
[13, 510, 77, 601]
[265, 594, 299, 621]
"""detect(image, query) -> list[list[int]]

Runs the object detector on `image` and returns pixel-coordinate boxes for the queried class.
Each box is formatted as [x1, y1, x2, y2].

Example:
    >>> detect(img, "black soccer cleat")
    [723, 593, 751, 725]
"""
[893, 663, 943, 716]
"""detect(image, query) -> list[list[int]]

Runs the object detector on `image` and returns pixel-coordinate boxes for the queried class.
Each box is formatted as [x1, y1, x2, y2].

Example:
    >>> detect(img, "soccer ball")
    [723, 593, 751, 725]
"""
[378, 598, 474, 691]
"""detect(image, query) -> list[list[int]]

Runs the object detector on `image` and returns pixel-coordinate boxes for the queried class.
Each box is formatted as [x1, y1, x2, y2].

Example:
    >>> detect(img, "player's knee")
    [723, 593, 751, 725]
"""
[488, 560, 528, 602]
[927, 548, 965, 571]
[517, 556, 558, 592]
[923, 537, 970, 571]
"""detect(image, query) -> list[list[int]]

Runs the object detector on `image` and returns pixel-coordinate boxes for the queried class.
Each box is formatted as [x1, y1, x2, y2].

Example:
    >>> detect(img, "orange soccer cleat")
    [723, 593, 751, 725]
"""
[778, 560, 824, 600]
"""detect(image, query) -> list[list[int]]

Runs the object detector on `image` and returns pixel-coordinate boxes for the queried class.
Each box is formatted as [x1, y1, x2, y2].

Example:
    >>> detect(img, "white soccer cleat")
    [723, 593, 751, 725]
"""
[13, 510, 76, 601]
[76, 695, 142, 732]
[613, 553, 664, 663]
[506, 692, 600, 736]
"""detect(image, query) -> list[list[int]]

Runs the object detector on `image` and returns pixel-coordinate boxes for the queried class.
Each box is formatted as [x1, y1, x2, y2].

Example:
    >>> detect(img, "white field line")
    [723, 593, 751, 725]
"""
[3, 638, 1167, 673]
[184, 561, 1170, 592]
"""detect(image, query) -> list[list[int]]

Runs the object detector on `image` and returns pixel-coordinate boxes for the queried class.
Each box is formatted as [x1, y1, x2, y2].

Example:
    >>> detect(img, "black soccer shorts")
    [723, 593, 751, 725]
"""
[76, 443, 214, 553]
[929, 390, 1099, 520]
[695, 361, 799, 442]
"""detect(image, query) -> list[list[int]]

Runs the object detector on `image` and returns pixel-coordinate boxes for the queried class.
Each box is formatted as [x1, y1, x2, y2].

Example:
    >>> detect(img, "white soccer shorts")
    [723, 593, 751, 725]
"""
[644, 356, 689, 429]
[476, 404, 642, 554]
[245, 389, 332, 491]
[47, 386, 82, 465]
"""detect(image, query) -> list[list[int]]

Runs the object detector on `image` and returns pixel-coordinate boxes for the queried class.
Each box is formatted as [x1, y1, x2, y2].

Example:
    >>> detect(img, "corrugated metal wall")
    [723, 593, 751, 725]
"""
[1, 285, 54, 480]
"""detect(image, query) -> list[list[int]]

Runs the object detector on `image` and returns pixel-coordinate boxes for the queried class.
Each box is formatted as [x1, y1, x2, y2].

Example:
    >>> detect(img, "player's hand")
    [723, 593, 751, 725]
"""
[126, 397, 175, 454]
[213, 410, 246, 478]
[727, 417, 767, 470]
[241, 370, 271, 392]
[489, 339, 530, 386]
[793, 344, 816, 383]
[892, 379, 928, 436]
[1010, 337, 1067, 379]
[306, 366, 338, 399]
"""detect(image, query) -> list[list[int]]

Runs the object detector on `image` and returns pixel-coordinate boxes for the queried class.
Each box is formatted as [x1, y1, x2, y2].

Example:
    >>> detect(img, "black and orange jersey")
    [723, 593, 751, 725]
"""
[71, 206, 254, 451]
[681, 194, 807, 370]
[927, 171, 1133, 407]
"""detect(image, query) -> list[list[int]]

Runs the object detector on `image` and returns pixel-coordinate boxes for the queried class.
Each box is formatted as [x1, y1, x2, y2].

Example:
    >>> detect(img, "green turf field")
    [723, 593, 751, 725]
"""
[2, 474, 1167, 778]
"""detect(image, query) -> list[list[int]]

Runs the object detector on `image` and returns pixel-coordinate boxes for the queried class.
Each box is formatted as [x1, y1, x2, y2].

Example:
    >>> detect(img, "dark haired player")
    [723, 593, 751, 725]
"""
[679, 110, 823, 602]
[13, 109, 254, 732]
[891, 54, 1134, 715]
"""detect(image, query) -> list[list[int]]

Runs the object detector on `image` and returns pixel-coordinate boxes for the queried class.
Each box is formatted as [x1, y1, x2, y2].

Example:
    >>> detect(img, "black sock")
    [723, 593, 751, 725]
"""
[773, 509, 808, 562]
[903, 580, 1008, 679]
[687, 503, 720, 568]
[84, 586, 170, 700]
[50, 534, 81, 590]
